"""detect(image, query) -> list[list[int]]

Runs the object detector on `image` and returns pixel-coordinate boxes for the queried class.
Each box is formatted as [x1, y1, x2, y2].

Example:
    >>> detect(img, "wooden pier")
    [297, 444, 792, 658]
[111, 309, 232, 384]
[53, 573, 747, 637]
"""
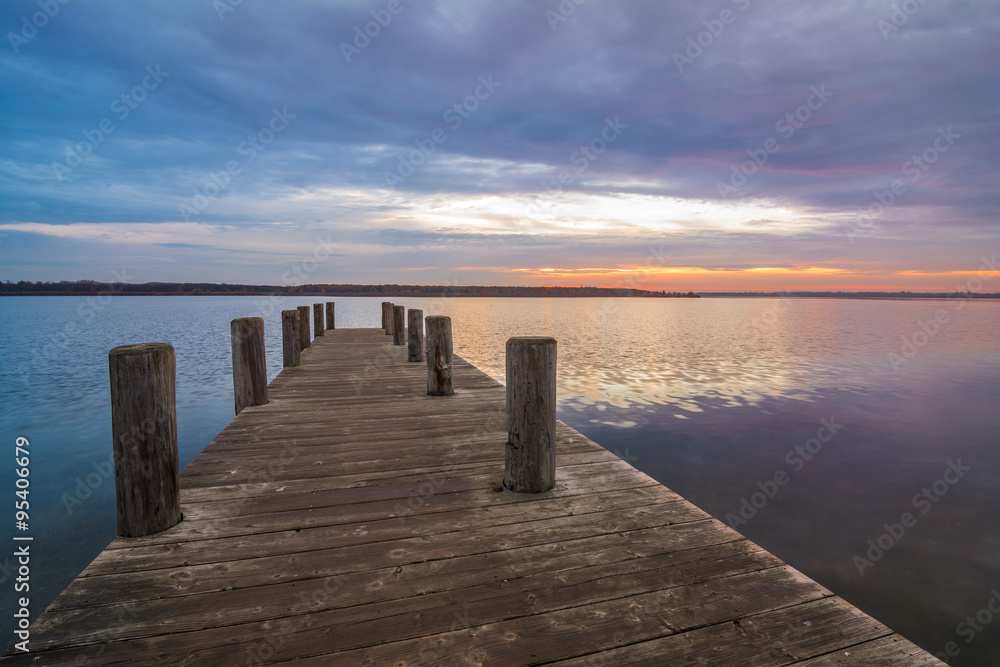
[4, 327, 943, 665]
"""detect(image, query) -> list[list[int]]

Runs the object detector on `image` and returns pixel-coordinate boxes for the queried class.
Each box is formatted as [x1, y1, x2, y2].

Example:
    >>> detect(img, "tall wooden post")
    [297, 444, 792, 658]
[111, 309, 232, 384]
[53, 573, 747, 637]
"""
[504, 337, 557, 493]
[231, 317, 268, 415]
[325, 302, 335, 330]
[425, 315, 453, 396]
[384, 302, 395, 336]
[297, 305, 310, 350]
[393, 305, 405, 345]
[282, 310, 300, 368]
[381, 301, 391, 328]
[108, 343, 182, 537]
[408, 309, 425, 362]
[313, 304, 324, 337]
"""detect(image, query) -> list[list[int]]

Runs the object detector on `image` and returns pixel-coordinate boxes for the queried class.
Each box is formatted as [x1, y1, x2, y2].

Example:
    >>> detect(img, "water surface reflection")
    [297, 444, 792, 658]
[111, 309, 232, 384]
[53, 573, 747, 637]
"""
[1, 295, 996, 663]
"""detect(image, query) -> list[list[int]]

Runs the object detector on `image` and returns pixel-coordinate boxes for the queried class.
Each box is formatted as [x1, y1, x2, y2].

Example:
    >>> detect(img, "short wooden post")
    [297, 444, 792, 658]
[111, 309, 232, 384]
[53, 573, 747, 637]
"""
[381, 301, 391, 328]
[325, 302, 335, 330]
[504, 337, 557, 493]
[408, 309, 425, 362]
[425, 315, 453, 396]
[297, 305, 310, 350]
[281, 310, 300, 368]
[385, 302, 395, 336]
[231, 317, 268, 415]
[393, 305, 405, 345]
[108, 343, 182, 537]
[313, 304, 324, 337]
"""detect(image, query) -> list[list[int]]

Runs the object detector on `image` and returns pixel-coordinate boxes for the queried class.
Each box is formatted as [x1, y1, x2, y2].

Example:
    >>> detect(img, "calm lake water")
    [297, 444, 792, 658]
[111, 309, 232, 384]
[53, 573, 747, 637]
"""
[1, 295, 998, 664]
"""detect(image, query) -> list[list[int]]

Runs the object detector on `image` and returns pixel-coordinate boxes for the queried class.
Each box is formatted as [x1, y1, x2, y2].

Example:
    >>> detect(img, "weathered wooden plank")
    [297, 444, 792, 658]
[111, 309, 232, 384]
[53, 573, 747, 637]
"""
[76, 501, 715, 579]
[108, 478, 670, 550]
[549, 597, 896, 666]
[269, 567, 831, 666]
[29, 518, 749, 649]
[793, 635, 945, 666]
[5, 540, 771, 666]
[50, 506, 726, 611]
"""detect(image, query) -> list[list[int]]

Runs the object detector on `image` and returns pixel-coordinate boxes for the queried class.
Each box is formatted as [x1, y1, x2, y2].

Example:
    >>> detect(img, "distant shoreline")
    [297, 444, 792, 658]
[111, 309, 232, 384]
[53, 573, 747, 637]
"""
[2, 281, 998, 299]
[0, 281, 698, 298]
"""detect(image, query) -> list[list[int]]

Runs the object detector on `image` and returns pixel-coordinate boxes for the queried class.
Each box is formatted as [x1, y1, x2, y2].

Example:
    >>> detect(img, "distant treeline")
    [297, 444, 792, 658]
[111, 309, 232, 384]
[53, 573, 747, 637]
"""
[0, 280, 700, 298]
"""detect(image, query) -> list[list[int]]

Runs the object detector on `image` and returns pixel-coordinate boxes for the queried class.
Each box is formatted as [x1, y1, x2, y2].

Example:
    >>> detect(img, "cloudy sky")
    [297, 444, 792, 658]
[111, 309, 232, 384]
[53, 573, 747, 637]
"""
[1, 0, 997, 291]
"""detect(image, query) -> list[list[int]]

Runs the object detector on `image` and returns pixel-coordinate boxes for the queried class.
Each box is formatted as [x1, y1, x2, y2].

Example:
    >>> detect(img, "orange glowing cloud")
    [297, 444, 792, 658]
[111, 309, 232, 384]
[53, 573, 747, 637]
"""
[469, 264, 1000, 292]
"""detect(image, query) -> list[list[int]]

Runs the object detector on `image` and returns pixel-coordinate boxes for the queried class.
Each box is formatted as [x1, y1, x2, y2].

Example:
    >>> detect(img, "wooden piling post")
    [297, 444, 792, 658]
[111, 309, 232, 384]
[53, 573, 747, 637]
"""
[108, 343, 182, 537]
[381, 301, 391, 328]
[230, 317, 268, 415]
[326, 302, 335, 330]
[385, 302, 395, 336]
[408, 309, 425, 362]
[313, 304, 324, 337]
[504, 337, 557, 493]
[297, 305, 310, 350]
[425, 315, 453, 396]
[393, 305, 405, 345]
[282, 310, 300, 368]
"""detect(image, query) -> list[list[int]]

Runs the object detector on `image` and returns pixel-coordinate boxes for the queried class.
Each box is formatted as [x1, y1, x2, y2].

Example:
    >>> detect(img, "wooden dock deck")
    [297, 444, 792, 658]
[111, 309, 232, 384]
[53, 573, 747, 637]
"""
[4, 328, 943, 665]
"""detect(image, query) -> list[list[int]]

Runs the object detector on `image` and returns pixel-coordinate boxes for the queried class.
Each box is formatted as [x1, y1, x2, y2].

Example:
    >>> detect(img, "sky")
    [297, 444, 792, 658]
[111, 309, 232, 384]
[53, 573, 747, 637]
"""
[1, 0, 998, 292]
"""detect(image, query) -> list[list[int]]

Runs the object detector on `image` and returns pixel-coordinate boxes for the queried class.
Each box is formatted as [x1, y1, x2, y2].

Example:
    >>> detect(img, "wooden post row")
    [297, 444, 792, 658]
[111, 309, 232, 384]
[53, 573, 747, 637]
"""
[313, 304, 324, 337]
[504, 337, 557, 493]
[281, 309, 300, 368]
[231, 317, 268, 415]
[384, 302, 395, 336]
[425, 315, 453, 396]
[296, 305, 310, 350]
[108, 343, 182, 537]
[408, 309, 424, 362]
[393, 305, 405, 346]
